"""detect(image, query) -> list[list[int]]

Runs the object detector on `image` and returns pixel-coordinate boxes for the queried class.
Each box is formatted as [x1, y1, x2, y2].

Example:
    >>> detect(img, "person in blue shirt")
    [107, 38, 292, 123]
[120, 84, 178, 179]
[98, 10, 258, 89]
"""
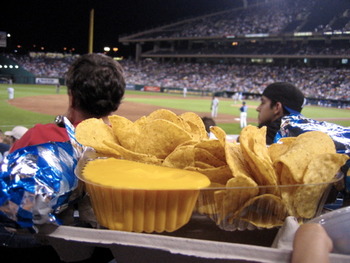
[239, 101, 248, 128]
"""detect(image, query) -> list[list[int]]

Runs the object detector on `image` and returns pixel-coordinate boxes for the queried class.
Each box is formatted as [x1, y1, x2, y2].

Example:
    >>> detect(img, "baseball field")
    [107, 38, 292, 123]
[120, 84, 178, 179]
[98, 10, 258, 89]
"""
[1, 83, 349, 135]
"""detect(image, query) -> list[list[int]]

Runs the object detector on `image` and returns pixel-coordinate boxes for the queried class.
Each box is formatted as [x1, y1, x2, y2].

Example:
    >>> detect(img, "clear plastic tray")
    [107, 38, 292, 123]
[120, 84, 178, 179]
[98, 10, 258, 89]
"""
[196, 173, 343, 231]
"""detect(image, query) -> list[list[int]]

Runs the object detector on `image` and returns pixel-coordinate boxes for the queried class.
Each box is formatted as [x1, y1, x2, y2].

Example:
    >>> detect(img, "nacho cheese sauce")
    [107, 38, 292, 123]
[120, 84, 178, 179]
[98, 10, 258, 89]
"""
[82, 158, 210, 190]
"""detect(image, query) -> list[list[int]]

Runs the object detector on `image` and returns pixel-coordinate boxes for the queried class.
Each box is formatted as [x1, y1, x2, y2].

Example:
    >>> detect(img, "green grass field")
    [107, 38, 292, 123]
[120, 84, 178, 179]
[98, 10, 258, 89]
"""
[1, 84, 349, 135]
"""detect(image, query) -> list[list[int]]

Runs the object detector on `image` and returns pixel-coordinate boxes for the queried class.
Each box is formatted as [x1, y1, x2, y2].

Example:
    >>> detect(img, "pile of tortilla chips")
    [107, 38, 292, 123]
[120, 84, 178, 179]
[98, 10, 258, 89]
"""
[75, 109, 349, 229]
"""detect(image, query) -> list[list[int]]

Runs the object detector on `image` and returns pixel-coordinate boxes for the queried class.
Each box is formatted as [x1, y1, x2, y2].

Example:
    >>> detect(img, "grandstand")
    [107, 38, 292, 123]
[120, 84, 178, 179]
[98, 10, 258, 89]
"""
[119, 0, 350, 64]
[0, 52, 78, 85]
[0, 0, 349, 107]
[117, 0, 350, 107]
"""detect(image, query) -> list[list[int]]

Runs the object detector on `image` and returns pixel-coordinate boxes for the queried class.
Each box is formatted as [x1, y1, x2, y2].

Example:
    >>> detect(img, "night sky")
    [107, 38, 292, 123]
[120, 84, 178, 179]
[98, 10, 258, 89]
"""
[1, 0, 238, 55]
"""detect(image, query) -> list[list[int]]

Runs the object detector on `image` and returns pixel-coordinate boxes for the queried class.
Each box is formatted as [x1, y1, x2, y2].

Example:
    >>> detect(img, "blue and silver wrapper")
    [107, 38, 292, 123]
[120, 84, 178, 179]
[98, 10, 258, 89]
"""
[276, 114, 350, 156]
[276, 114, 350, 192]
[0, 142, 78, 230]
[0, 117, 84, 231]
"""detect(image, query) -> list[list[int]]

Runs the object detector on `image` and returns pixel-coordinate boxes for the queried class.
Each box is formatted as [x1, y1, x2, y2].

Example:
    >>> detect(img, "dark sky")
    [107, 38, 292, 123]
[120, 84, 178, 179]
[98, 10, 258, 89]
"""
[1, 0, 238, 55]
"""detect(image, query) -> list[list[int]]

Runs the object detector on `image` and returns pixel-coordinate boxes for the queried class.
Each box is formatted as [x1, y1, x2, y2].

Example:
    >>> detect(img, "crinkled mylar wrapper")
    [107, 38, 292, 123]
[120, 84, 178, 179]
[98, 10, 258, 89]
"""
[0, 117, 84, 232]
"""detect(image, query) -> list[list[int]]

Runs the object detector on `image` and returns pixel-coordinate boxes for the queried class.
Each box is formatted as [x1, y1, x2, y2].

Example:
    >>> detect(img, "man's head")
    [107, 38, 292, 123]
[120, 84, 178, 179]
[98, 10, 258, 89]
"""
[201, 116, 216, 133]
[66, 53, 125, 119]
[4, 126, 28, 145]
[257, 82, 304, 126]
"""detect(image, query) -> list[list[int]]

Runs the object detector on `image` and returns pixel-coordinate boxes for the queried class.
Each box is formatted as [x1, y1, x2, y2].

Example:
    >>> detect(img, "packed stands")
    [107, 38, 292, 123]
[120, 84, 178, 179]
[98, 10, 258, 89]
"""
[116, 0, 350, 107]
[119, 0, 350, 64]
[1, 0, 349, 107]
[1, 52, 349, 107]
[121, 59, 349, 105]
[120, 0, 350, 40]
[4, 53, 77, 78]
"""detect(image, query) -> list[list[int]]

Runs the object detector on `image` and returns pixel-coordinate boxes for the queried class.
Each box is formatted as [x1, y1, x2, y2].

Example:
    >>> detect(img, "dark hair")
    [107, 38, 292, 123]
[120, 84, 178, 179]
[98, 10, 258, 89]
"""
[65, 53, 125, 118]
[201, 116, 216, 133]
[269, 99, 288, 115]
[263, 82, 304, 114]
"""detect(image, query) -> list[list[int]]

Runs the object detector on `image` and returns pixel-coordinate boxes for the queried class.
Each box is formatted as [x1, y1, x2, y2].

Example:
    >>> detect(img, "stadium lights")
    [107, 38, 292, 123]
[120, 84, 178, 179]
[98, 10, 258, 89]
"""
[0, 64, 19, 69]
[104, 47, 111, 52]
[294, 32, 312, 36]
[323, 30, 349, 35]
[113, 47, 119, 52]
[245, 33, 269, 37]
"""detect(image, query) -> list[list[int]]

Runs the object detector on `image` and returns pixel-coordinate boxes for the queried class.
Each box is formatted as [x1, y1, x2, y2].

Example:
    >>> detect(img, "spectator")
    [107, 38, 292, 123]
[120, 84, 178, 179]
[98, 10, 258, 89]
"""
[1, 126, 28, 168]
[256, 82, 305, 144]
[0, 129, 10, 163]
[1, 53, 125, 262]
[10, 53, 125, 153]
[202, 116, 222, 140]
[292, 223, 333, 263]
[201, 116, 216, 133]
[0, 129, 7, 144]
[4, 125, 28, 150]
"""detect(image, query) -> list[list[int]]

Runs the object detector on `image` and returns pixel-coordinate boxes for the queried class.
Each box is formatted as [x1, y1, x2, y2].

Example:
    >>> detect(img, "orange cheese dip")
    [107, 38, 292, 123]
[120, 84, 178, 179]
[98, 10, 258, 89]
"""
[82, 158, 211, 190]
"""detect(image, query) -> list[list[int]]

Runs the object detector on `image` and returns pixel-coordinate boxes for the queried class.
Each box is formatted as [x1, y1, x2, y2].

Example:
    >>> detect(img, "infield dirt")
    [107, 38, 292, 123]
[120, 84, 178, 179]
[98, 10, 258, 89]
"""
[8, 94, 253, 124]
[8, 94, 349, 124]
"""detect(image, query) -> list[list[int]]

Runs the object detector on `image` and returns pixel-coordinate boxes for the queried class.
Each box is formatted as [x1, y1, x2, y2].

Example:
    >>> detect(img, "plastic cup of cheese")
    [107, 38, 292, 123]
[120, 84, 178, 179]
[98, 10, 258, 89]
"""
[80, 158, 211, 233]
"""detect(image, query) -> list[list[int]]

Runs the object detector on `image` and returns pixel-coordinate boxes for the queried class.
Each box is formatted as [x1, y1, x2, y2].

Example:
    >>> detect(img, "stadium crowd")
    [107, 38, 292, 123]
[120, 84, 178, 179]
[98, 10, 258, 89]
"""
[4, 53, 349, 104]
[2, 0, 350, 105]
[131, 0, 350, 39]
[5, 53, 76, 78]
[147, 41, 350, 56]
[121, 59, 349, 103]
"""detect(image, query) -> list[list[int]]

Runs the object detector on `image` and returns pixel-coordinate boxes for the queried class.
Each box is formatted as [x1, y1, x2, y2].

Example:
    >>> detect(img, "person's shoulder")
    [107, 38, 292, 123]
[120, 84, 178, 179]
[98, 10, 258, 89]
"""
[10, 123, 69, 153]
[32, 123, 70, 136]
[28, 123, 61, 132]
[32, 123, 58, 128]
